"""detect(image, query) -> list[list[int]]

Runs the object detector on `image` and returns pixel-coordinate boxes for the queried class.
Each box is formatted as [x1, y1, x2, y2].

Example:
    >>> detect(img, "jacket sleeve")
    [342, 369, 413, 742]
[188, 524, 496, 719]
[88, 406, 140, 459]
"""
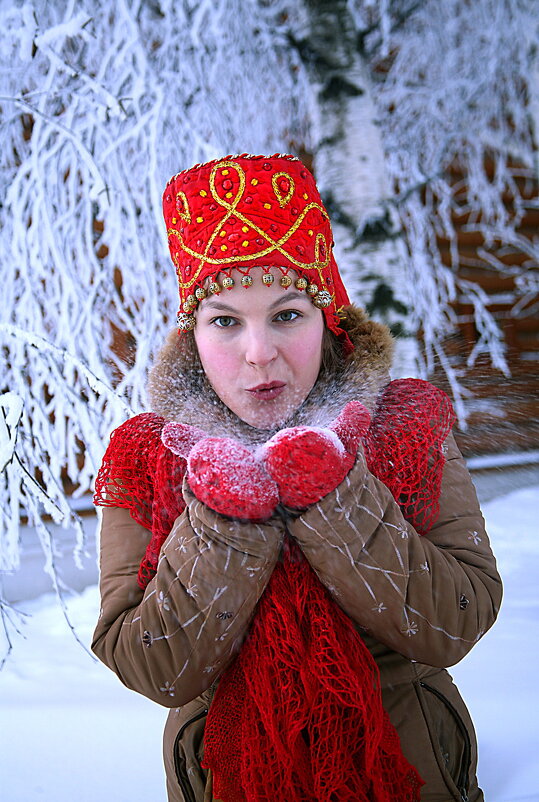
[92, 476, 284, 707]
[286, 433, 502, 668]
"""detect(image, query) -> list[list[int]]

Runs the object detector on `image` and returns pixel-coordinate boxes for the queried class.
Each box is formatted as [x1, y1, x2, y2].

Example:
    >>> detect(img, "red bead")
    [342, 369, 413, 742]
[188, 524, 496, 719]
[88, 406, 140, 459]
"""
[222, 179, 232, 190]
[263, 162, 272, 170]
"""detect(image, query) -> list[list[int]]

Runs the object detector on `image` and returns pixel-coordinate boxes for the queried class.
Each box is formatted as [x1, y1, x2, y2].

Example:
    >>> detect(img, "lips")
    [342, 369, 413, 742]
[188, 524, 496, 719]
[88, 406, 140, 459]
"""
[246, 381, 286, 401]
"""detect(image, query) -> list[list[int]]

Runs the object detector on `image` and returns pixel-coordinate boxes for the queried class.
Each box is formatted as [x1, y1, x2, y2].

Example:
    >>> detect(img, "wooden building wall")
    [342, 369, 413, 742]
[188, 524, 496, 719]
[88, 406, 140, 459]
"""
[431, 162, 539, 458]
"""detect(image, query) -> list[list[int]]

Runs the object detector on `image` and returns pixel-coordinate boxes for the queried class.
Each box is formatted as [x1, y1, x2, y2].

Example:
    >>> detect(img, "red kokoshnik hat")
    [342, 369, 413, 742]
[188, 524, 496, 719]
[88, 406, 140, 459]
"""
[163, 153, 354, 354]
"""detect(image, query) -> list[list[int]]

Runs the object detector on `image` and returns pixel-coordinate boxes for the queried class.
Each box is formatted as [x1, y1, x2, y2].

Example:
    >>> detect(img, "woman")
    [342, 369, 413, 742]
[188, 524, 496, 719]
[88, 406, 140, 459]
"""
[92, 154, 502, 802]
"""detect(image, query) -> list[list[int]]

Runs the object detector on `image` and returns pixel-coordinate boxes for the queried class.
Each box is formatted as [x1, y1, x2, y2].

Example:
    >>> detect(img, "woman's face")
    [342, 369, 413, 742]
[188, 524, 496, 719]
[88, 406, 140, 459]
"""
[194, 267, 325, 429]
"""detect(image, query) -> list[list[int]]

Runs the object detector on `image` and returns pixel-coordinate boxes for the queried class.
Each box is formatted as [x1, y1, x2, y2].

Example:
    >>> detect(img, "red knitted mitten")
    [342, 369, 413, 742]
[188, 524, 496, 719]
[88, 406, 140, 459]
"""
[161, 421, 279, 521]
[262, 400, 371, 509]
[187, 437, 279, 521]
[162, 423, 278, 520]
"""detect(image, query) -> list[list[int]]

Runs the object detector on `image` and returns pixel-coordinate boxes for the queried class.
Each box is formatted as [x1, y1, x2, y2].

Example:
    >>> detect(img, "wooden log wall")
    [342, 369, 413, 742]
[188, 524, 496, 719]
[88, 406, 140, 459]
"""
[430, 162, 539, 458]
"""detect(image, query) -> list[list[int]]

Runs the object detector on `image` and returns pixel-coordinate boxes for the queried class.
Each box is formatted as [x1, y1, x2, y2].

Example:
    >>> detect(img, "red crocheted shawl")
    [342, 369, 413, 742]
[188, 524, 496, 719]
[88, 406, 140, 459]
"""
[93, 411, 187, 587]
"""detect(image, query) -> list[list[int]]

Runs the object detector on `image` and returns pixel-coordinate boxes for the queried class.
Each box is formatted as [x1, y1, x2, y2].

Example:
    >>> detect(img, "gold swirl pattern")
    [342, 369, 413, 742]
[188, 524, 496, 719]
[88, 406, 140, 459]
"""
[272, 172, 295, 208]
[175, 191, 191, 224]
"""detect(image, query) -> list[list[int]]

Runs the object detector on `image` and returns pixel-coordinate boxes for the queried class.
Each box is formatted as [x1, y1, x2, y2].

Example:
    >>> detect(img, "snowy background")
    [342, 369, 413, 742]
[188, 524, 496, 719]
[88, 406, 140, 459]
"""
[1, 482, 538, 802]
[1, 2, 538, 800]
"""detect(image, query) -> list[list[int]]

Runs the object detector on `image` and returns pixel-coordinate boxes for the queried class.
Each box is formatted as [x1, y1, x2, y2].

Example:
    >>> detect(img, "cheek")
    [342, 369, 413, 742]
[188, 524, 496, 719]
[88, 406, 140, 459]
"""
[291, 323, 324, 382]
[195, 334, 239, 394]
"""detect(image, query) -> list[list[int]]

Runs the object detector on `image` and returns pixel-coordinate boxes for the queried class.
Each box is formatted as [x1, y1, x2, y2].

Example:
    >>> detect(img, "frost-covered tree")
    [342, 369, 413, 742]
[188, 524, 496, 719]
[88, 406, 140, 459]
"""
[281, 0, 538, 412]
[0, 0, 310, 583]
[1, 0, 537, 638]
[371, 0, 538, 413]
[283, 0, 420, 375]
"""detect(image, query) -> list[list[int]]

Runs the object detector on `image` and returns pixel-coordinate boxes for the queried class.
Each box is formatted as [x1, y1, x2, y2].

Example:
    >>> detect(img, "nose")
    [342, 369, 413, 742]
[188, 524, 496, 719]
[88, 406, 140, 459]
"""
[244, 325, 278, 367]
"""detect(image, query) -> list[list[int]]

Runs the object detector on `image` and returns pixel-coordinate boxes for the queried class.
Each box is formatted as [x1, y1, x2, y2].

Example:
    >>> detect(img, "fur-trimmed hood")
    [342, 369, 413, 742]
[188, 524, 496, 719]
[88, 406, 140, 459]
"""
[147, 305, 394, 444]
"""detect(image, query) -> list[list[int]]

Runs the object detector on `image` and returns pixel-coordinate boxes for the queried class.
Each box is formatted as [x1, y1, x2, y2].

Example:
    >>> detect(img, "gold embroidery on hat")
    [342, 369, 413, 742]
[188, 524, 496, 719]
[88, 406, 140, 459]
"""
[314, 233, 327, 263]
[272, 172, 294, 208]
[175, 191, 191, 224]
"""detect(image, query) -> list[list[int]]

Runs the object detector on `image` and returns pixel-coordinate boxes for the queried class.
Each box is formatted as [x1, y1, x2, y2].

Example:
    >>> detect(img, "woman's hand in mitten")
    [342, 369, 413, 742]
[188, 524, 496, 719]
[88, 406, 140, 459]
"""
[161, 421, 279, 521]
[162, 423, 279, 521]
[187, 438, 279, 521]
[261, 400, 371, 509]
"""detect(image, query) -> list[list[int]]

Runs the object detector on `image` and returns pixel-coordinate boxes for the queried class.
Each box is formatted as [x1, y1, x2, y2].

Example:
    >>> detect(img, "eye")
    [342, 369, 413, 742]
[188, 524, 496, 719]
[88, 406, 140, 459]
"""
[274, 310, 302, 323]
[211, 315, 237, 328]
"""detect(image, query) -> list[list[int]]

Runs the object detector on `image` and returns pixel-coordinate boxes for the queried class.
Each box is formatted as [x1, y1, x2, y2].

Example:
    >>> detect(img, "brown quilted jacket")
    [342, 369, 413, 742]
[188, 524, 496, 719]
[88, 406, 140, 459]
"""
[92, 308, 502, 802]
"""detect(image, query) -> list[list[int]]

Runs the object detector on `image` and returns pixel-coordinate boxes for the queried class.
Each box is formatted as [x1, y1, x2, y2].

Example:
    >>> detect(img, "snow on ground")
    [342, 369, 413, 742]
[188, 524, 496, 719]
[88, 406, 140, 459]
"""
[1, 486, 538, 802]
[450, 485, 539, 802]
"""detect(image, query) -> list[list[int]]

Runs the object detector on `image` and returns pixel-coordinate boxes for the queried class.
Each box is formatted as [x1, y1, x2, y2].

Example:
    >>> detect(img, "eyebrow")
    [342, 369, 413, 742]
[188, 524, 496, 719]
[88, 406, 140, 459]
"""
[202, 290, 310, 313]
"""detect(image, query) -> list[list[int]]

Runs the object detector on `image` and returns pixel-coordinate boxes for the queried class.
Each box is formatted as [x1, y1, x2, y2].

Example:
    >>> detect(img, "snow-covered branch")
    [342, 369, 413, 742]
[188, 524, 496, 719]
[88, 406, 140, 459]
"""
[0, 0, 310, 580]
[372, 0, 537, 388]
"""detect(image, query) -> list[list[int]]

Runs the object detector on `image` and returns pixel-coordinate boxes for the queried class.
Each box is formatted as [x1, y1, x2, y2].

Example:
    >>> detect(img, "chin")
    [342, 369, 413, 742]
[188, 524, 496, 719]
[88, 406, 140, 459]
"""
[239, 396, 303, 430]
[244, 411, 287, 430]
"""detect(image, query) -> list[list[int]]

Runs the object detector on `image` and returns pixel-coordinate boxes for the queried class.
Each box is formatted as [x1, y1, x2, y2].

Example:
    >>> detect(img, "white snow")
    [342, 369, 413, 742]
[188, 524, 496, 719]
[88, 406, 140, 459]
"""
[1, 485, 538, 802]
[450, 485, 539, 802]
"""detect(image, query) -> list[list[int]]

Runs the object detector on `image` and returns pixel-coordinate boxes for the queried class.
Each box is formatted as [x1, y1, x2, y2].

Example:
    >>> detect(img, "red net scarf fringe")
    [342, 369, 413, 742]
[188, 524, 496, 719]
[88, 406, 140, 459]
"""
[204, 539, 423, 802]
[364, 379, 456, 536]
[94, 379, 455, 801]
[93, 413, 187, 588]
